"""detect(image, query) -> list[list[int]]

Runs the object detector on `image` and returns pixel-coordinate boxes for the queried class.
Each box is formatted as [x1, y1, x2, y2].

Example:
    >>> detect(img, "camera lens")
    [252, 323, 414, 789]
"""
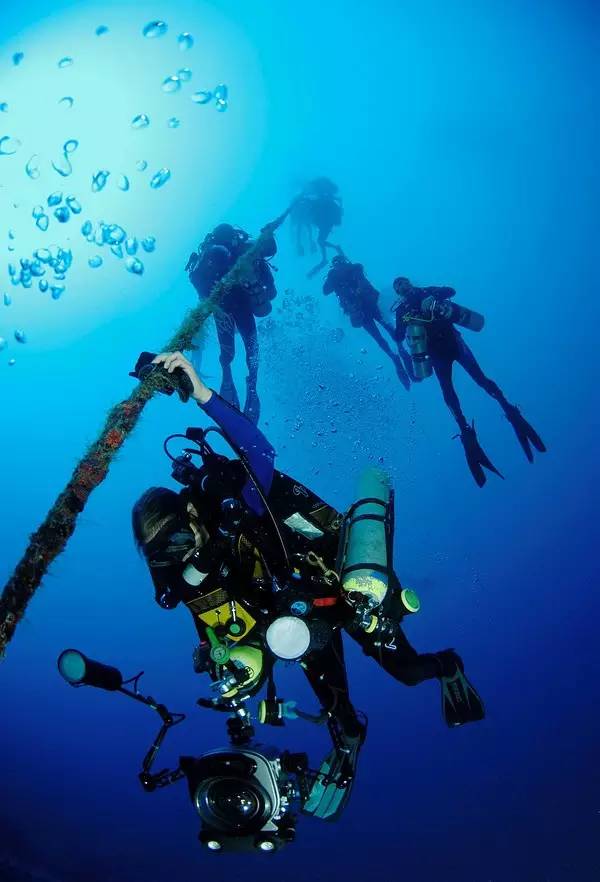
[197, 778, 272, 833]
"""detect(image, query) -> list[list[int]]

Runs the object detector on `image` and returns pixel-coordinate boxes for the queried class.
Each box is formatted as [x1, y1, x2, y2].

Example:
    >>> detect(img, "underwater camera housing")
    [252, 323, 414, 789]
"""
[181, 749, 299, 853]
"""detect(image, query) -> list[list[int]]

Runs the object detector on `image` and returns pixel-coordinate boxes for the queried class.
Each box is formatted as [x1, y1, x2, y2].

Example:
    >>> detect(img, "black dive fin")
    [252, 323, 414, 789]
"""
[459, 422, 504, 487]
[505, 405, 547, 462]
[441, 666, 486, 727]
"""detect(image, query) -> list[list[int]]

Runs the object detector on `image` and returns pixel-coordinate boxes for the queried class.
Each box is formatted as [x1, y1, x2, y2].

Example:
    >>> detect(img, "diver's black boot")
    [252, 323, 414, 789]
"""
[458, 422, 503, 488]
[220, 370, 240, 410]
[435, 650, 485, 728]
[243, 379, 261, 425]
[504, 404, 547, 463]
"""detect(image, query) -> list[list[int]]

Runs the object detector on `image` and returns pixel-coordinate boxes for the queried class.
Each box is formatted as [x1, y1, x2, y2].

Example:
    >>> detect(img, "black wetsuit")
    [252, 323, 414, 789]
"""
[324, 261, 413, 387]
[160, 393, 446, 739]
[395, 285, 509, 430]
[188, 233, 277, 423]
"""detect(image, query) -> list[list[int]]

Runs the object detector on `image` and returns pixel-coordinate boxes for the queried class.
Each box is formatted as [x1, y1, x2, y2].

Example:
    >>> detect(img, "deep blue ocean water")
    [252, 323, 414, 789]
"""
[1, 2, 598, 880]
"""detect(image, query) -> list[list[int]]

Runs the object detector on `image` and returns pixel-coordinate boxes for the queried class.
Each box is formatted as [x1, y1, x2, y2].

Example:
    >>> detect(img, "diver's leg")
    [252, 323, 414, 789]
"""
[348, 622, 441, 686]
[457, 341, 546, 460]
[363, 318, 411, 390]
[301, 631, 364, 739]
[432, 357, 468, 430]
[235, 305, 260, 424]
[434, 354, 502, 486]
[214, 309, 240, 409]
[456, 340, 509, 407]
[307, 225, 334, 278]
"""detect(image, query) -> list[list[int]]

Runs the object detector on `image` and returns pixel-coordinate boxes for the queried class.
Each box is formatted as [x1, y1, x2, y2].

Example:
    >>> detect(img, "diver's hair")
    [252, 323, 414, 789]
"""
[132, 486, 181, 552]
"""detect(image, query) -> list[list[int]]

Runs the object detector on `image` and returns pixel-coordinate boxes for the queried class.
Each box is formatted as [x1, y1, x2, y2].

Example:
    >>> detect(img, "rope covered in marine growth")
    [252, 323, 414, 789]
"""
[0, 210, 291, 657]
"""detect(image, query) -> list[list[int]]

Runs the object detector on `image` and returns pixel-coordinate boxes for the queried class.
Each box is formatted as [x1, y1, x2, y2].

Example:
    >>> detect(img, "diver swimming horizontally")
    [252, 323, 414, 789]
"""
[393, 277, 546, 486]
[185, 222, 278, 424]
[290, 177, 343, 277]
[323, 253, 413, 390]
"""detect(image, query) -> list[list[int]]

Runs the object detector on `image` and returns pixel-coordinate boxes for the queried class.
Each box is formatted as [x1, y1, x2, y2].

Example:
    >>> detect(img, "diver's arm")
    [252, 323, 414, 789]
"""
[152, 352, 275, 514]
[421, 285, 456, 301]
[200, 394, 275, 514]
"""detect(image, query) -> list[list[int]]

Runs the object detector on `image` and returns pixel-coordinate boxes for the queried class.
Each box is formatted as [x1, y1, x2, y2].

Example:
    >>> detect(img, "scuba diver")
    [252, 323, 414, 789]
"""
[185, 223, 278, 425]
[126, 351, 484, 828]
[290, 177, 343, 277]
[323, 253, 413, 390]
[393, 277, 546, 487]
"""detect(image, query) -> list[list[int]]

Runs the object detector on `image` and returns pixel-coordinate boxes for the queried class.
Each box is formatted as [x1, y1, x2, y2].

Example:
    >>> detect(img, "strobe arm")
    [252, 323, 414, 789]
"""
[57, 650, 186, 792]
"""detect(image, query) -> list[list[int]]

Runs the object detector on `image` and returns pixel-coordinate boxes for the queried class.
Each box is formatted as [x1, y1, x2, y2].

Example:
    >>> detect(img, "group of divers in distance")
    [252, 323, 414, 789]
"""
[58, 177, 547, 854]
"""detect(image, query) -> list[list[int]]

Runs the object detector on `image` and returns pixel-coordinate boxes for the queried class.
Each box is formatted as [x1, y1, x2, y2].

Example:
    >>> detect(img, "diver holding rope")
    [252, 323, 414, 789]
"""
[58, 349, 485, 854]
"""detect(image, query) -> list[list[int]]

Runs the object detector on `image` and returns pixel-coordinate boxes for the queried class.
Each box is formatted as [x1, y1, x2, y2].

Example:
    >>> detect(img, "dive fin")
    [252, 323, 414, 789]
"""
[302, 733, 364, 822]
[243, 381, 261, 425]
[219, 373, 240, 410]
[439, 659, 485, 727]
[504, 405, 547, 462]
[459, 422, 503, 487]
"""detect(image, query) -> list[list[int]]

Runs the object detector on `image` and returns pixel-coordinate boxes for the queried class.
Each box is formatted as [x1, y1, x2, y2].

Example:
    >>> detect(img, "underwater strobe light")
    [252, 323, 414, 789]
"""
[57, 649, 124, 691]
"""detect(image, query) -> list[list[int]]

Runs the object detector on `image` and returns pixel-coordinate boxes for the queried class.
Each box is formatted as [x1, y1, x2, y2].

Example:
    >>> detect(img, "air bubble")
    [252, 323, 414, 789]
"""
[125, 236, 138, 255]
[111, 244, 124, 258]
[3, 293, 11, 305]
[66, 196, 81, 214]
[64, 139, 79, 153]
[136, 160, 148, 171]
[118, 174, 130, 191]
[126, 257, 144, 275]
[36, 215, 49, 232]
[0, 136, 22, 155]
[52, 155, 73, 177]
[141, 236, 156, 253]
[0, 103, 8, 112]
[131, 114, 150, 129]
[89, 255, 103, 268]
[54, 206, 70, 223]
[12, 52, 24, 66]
[95, 25, 109, 36]
[58, 57, 74, 68]
[143, 21, 168, 39]
[59, 96, 74, 108]
[162, 75, 181, 93]
[92, 170, 110, 192]
[26, 155, 41, 179]
[47, 191, 63, 206]
[178, 67, 192, 82]
[191, 90, 212, 105]
[81, 220, 92, 236]
[39, 279, 48, 292]
[178, 32, 194, 51]
[51, 285, 65, 300]
[168, 117, 180, 128]
[150, 168, 171, 189]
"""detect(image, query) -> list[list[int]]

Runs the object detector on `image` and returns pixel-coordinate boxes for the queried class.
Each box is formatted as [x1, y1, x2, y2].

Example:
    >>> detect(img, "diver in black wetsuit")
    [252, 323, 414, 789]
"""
[185, 223, 277, 424]
[393, 277, 546, 486]
[290, 178, 343, 277]
[323, 254, 413, 390]
[132, 353, 484, 775]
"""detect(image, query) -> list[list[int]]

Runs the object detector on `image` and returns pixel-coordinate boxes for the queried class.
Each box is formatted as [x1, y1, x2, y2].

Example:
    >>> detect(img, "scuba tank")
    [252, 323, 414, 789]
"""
[338, 467, 392, 609]
[405, 321, 432, 380]
[435, 300, 485, 332]
[424, 297, 484, 331]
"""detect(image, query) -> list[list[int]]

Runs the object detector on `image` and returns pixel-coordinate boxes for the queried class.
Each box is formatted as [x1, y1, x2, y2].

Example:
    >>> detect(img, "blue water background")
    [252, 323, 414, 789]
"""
[0, 2, 598, 880]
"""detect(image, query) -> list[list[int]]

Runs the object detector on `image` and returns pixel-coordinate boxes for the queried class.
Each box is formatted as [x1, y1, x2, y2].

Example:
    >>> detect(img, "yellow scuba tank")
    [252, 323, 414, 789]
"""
[339, 467, 392, 608]
[405, 320, 432, 380]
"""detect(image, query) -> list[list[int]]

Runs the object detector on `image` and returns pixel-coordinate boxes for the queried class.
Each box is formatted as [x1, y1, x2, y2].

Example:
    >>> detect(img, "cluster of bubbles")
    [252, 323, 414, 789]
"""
[2, 16, 229, 368]
[32, 192, 82, 232]
[80, 218, 156, 276]
[139, 19, 228, 113]
[8, 244, 72, 300]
